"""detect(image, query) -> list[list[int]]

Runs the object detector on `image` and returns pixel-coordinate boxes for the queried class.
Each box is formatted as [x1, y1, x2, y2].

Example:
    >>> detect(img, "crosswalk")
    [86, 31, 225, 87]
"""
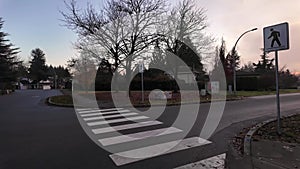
[174, 153, 226, 169]
[76, 107, 224, 168]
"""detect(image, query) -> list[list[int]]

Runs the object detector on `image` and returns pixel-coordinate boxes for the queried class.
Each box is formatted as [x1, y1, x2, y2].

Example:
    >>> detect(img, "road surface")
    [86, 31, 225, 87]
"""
[0, 90, 299, 169]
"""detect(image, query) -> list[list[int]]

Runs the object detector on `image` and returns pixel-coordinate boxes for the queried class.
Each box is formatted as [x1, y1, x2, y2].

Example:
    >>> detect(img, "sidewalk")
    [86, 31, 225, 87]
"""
[226, 116, 300, 169]
[251, 140, 300, 169]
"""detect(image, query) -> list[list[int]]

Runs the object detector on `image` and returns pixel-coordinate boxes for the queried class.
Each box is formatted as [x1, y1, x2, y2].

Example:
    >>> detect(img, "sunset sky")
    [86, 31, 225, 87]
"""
[0, 0, 299, 73]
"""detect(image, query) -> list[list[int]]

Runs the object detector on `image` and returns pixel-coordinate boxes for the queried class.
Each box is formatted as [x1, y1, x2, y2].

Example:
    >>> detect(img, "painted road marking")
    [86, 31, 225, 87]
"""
[99, 127, 182, 146]
[174, 153, 226, 169]
[78, 108, 124, 114]
[92, 121, 163, 134]
[110, 137, 211, 166]
[83, 112, 138, 121]
[80, 109, 130, 117]
[97, 108, 125, 112]
[87, 116, 149, 126]
[77, 108, 98, 111]
[78, 108, 218, 168]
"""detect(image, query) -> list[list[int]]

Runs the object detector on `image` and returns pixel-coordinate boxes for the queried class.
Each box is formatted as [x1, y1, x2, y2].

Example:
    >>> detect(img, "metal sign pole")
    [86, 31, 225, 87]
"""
[139, 61, 144, 103]
[274, 50, 281, 135]
[263, 22, 289, 135]
[141, 70, 144, 103]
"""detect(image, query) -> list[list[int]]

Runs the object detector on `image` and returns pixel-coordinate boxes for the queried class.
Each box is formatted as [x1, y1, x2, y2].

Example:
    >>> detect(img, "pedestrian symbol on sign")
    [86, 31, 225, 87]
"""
[263, 22, 289, 52]
[268, 28, 281, 47]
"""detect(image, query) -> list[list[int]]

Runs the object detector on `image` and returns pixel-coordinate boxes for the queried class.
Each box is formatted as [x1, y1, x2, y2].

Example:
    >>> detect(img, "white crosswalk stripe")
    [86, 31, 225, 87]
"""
[98, 127, 182, 146]
[77, 108, 96, 111]
[80, 109, 130, 117]
[78, 108, 124, 114]
[96, 108, 125, 112]
[77, 107, 213, 168]
[109, 137, 212, 166]
[83, 112, 138, 121]
[92, 121, 163, 134]
[87, 116, 149, 126]
[173, 153, 226, 169]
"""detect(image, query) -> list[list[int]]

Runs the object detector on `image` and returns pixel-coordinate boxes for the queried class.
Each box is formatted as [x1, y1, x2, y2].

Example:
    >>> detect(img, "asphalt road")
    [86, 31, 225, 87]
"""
[0, 90, 299, 169]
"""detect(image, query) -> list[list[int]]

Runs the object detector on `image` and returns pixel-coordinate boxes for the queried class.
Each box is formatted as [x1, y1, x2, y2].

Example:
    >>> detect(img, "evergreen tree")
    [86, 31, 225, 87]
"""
[240, 62, 255, 72]
[214, 38, 229, 73]
[177, 37, 205, 76]
[251, 49, 275, 90]
[95, 59, 114, 91]
[0, 17, 20, 90]
[212, 38, 232, 86]
[253, 49, 274, 72]
[279, 69, 298, 89]
[227, 49, 241, 72]
[28, 48, 48, 83]
[47, 65, 71, 88]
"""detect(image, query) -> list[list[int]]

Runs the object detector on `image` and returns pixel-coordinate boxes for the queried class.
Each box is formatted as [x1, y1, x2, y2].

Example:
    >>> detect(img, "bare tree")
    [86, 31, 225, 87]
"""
[158, 0, 214, 83]
[72, 50, 97, 92]
[61, 0, 129, 73]
[61, 0, 166, 78]
[113, 0, 167, 82]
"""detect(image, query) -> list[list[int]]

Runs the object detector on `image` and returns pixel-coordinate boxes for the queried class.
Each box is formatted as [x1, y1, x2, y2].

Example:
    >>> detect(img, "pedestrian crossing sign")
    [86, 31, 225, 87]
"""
[263, 22, 289, 52]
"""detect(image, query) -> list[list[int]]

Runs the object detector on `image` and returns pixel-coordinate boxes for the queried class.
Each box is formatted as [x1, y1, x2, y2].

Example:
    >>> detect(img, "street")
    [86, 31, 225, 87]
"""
[0, 90, 300, 169]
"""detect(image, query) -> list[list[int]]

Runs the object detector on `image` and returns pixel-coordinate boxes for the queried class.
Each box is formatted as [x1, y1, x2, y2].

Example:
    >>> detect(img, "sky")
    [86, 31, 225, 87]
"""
[198, 0, 300, 73]
[0, 0, 299, 73]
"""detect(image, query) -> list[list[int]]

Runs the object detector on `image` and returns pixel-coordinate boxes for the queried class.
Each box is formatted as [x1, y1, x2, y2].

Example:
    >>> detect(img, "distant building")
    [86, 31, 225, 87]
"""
[236, 72, 261, 91]
[38, 80, 52, 90]
[16, 78, 31, 90]
[175, 66, 197, 84]
[16, 78, 54, 90]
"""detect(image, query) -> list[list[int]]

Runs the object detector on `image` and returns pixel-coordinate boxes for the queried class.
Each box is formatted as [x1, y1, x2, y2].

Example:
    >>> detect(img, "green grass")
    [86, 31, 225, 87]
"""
[50, 89, 300, 107]
[49, 95, 73, 105]
[237, 89, 300, 97]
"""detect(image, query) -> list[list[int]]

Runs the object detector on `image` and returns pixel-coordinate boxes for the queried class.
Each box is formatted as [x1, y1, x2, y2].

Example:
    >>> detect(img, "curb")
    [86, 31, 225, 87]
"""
[226, 113, 299, 169]
[48, 94, 242, 109]
[243, 119, 274, 155]
[243, 113, 299, 156]
[111, 97, 243, 109]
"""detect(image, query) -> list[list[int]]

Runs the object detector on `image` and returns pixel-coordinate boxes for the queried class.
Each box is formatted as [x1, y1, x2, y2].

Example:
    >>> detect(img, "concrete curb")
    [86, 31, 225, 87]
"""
[243, 119, 274, 156]
[243, 113, 299, 156]
[226, 113, 299, 169]
[105, 97, 243, 109]
[47, 94, 242, 109]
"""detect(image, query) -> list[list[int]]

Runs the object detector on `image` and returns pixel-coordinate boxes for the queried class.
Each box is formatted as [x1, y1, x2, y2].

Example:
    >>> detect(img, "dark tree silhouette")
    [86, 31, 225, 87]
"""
[177, 37, 206, 79]
[253, 49, 274, 72]
[28, 48, 48, 83]
[61, 0, 165, 79]
[160, 0, 213, 83]
[212, 38, 233, 86]
[0, 17, 20, 91]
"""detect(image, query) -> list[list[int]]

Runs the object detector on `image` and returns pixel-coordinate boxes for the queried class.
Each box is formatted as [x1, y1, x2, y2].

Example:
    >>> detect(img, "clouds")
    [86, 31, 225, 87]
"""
[196, 0, 300, 72]
[0, 0, 298, 70]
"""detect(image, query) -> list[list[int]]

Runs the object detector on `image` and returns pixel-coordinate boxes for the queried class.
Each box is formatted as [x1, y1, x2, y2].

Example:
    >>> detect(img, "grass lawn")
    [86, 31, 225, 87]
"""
[50, 89, 300, 106]
[253, 114, 300, 143]
[49, 95, 73, 105]
[237, 89, 300, 97]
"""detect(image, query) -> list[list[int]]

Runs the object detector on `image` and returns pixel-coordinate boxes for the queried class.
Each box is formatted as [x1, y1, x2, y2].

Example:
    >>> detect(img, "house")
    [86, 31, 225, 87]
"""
[39, 80, 52, 90]
[176, 66, 197, 84]
[16, 78, 31, 90]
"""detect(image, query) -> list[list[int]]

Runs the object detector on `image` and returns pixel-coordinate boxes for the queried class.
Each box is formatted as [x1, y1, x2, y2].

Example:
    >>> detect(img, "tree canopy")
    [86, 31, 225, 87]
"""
[28, 48, 48, 83]
[0, 17, 20, 90]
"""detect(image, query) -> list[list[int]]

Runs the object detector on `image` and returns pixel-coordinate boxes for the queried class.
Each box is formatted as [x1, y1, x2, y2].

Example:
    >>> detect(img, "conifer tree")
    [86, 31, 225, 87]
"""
[0, 17, 20, 90]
